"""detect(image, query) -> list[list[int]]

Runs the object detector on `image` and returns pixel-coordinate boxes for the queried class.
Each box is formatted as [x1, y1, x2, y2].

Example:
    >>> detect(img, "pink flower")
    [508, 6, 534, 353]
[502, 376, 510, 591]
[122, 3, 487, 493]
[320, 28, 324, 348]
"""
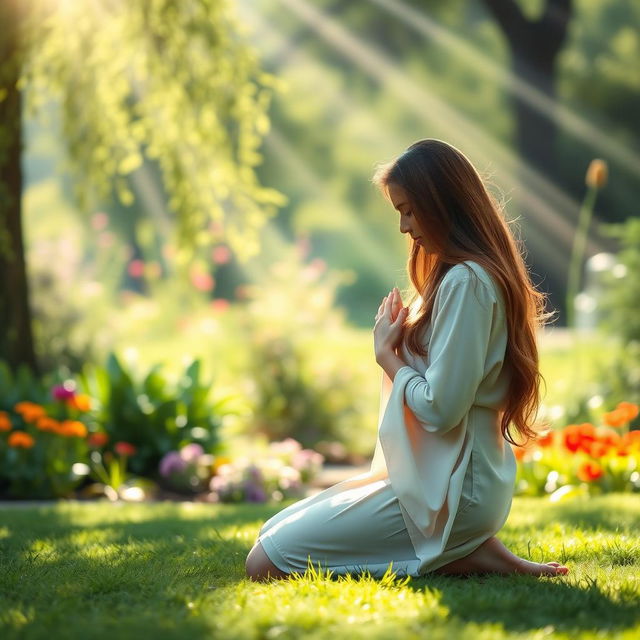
[292, 449, 324, 470]
[269, 438, 302, 457]
[128, 259, 145, 278]
[180, 443, 204, 462]
[211, 245, 232, 265]
[52, 382, 76, 401]
[210, 299, 230, 313]
[191, 271, 215, 292]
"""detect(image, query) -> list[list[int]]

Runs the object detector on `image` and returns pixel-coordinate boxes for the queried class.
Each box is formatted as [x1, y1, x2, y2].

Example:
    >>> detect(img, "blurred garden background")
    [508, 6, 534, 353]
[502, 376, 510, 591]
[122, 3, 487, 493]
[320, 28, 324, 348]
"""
[1, 0, 639, 502]
[2, 1, 640, 639]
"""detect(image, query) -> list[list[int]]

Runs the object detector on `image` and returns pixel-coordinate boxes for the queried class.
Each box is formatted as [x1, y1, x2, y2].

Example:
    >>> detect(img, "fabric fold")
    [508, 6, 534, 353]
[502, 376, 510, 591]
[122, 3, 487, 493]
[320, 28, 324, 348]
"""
[370, 367, 475, 573]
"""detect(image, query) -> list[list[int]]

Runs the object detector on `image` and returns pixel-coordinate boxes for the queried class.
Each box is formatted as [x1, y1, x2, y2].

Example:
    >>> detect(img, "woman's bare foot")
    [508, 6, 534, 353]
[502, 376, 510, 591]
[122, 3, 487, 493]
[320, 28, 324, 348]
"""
[435, 536, 569, 577]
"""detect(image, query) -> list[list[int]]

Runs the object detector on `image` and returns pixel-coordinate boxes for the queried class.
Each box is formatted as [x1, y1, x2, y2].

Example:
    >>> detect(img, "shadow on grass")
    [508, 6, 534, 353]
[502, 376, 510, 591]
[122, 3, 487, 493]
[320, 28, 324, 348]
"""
[544, 501, 640, 533]
[0, 502, 287, 639]
[506, 494, 640, 534]
[406, 572, 639, 634]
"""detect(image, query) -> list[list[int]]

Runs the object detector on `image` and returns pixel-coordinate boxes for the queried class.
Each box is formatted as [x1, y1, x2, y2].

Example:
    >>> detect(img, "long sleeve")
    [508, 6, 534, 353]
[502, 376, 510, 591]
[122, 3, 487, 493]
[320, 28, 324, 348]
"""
[395, 272, 497, 434]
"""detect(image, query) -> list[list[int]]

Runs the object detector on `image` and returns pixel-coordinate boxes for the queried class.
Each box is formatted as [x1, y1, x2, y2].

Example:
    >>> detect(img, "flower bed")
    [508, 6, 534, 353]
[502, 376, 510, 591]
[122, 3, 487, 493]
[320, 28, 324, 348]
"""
[0, 358, 324, 501]
[513, 401, 640, 499]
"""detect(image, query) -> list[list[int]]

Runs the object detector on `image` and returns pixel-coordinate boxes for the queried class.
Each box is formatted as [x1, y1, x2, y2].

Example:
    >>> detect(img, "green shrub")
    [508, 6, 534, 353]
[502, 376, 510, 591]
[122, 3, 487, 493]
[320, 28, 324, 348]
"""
[77, 353, 236, 476]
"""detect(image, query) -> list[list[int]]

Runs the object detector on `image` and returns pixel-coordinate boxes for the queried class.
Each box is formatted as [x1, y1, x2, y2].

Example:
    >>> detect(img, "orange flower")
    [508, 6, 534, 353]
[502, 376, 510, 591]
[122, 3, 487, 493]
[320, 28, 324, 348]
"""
[617, 401, 639, 422]
[8, 431, 35, 449]
[614, 443, 630, 457]
[114, 441, 137, 456]
[536, 430, 555, 448]
[603, 409, 629, 428]
[585, 159, 608, 189]
[14, 401, 46, 423]
[57, 420, 88, 438]
[0, 411, 11, 432]
[66, 393, 92, 412]
[36, 417, 60, 433]
[595, 426, 622, 449]
[577, 460, 604, 482]
[586, 440, 611, 459]
[88, 432, 109, 448]
[622, 430, 640, 450]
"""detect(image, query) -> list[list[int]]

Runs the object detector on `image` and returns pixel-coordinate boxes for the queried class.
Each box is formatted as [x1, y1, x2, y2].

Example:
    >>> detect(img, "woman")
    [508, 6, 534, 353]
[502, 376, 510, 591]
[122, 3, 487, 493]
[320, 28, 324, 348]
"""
[245, 139, 569, 581]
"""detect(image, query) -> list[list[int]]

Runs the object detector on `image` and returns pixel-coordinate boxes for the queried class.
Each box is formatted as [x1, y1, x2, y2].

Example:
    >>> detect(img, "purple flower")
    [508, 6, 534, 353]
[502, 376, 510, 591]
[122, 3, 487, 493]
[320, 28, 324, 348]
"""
[244, 481, 267, 503]
[245, 464, 263, 482]
[159, 451, 187, 477]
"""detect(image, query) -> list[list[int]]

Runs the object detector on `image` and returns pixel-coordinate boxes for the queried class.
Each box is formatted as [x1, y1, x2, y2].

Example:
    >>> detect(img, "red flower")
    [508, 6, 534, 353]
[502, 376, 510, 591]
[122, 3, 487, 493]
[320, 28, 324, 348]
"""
[562, 423, 596, 454]
[114, 441, 137, 456]
[577, 460, 604, 482]
[562, 424, 582, 453]
[88, 432, 109, 448]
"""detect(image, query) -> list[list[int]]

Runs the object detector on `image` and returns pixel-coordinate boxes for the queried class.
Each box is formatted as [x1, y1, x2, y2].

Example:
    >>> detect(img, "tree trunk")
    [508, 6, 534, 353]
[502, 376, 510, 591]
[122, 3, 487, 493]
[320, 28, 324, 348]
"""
[0, 1, 38, 374]
[512, 47, 558, 180]
[482, 0, 572, 178]
[481, 0, 573, 323]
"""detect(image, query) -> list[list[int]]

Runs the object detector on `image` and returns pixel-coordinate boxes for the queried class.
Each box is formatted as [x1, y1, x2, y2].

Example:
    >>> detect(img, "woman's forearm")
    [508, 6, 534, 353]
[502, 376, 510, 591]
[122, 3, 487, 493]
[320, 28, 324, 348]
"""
[376, 349, 408, 382]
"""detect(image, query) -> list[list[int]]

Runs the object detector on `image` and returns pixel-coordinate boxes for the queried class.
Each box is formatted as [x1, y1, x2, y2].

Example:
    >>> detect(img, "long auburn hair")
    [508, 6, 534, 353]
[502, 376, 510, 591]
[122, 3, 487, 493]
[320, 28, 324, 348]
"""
[371, 139, 556, 446]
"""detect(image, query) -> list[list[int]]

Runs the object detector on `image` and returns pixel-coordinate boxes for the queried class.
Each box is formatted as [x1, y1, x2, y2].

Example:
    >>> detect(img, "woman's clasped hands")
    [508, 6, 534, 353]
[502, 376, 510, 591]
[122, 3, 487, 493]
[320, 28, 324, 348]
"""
[373, 287, 408, 364]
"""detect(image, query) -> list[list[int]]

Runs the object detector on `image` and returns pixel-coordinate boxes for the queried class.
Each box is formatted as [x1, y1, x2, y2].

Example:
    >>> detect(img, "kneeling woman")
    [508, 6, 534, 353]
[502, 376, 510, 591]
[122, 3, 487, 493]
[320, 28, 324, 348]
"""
[246, 139, 569, 581]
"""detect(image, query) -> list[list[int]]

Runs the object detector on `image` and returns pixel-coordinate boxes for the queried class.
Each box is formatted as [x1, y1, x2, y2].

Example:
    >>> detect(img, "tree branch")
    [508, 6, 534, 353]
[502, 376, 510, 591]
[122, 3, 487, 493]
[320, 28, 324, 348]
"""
[480, 0, 527, 44]
[539, 0, 573, 56]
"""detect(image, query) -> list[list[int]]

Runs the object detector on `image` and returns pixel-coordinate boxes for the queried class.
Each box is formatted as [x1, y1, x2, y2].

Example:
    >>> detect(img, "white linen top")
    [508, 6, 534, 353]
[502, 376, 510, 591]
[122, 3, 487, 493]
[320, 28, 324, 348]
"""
[368, 259, 516, 574]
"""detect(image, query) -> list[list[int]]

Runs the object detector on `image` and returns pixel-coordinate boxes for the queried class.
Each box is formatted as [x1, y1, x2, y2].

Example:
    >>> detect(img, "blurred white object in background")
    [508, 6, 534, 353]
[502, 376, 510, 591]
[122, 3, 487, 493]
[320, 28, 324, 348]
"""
[574, 252, 626, 331]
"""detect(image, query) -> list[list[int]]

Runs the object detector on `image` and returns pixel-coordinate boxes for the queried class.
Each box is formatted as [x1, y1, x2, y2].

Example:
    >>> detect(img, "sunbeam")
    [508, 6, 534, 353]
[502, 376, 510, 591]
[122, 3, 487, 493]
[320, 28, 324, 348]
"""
[367, 0, 640, 181]
[266, 0, 609, 275]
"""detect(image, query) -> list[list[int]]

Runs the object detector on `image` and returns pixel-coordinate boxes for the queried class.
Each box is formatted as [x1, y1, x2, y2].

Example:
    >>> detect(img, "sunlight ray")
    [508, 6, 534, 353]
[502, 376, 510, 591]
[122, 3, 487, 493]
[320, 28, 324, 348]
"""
[273, 0, 606, 266]
[237, 2, 568, 279]
[368, 0, 640, 180]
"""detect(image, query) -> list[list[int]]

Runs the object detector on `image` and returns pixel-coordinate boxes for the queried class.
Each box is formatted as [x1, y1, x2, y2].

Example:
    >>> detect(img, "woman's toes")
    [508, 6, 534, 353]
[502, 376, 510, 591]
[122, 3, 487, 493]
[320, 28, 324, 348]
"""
[541, 562, 569, 576]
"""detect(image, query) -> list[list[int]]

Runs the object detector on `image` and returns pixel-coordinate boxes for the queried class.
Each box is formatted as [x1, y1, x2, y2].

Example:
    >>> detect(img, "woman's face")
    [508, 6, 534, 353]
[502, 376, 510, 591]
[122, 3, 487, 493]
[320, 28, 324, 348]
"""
[388, 183, 426, 249]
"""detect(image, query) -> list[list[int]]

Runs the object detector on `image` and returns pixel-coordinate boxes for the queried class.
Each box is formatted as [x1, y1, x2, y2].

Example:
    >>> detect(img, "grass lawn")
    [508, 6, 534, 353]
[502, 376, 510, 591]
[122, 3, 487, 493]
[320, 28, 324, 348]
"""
[1, 495, 639, 639]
